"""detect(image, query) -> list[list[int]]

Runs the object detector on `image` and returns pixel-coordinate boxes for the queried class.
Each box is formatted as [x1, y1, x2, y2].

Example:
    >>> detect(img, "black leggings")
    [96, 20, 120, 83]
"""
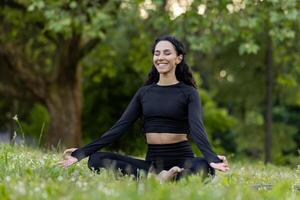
[87, 141, 215, 180]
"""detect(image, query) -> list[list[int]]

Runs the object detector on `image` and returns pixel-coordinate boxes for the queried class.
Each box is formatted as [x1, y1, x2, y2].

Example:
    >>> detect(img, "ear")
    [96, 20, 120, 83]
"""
[176, 55, 183, 64]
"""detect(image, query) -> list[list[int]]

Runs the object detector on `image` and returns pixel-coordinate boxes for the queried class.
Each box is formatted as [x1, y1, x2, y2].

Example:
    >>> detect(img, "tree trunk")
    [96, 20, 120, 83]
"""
[45, 66, 82, 148]
[264, 37, 273, 164]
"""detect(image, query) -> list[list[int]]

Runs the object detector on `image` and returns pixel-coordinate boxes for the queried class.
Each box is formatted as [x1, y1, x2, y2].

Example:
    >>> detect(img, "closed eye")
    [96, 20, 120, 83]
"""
[154, 49, 173, 56]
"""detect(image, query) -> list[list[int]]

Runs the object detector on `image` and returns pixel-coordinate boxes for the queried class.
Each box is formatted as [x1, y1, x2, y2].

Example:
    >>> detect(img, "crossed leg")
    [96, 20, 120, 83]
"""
[88, 153, 214, 181]
[87, 152, 151, 177]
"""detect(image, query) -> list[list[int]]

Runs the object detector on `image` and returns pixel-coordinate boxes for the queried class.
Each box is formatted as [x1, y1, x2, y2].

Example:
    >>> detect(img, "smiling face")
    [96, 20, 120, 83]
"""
[153, 41, 182, 75]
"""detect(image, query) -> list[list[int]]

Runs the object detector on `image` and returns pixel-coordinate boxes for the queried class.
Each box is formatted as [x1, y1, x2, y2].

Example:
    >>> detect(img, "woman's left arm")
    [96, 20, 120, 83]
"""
[187, 88, 229, 171]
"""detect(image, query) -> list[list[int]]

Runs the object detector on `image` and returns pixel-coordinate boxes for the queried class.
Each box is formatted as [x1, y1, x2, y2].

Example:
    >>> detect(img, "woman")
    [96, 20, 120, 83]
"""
[59, 35, 229, 181]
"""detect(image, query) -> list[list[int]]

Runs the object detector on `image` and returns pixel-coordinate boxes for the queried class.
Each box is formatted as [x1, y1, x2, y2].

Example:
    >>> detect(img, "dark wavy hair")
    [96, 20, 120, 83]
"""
[144, 35, 197, 88]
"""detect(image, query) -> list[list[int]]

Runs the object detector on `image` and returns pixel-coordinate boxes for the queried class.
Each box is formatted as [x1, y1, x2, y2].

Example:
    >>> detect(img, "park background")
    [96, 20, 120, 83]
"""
[0, 0, 300, 199]
[0, 0, 299, 166]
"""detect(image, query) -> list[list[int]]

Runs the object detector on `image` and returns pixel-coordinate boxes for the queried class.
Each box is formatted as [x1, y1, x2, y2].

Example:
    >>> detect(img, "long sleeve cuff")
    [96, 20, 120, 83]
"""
[71, 149, 87, 161]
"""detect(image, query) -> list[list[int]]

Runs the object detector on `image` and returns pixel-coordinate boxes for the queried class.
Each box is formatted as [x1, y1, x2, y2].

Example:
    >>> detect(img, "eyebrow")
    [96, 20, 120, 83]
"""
[154, 49, 172, 52]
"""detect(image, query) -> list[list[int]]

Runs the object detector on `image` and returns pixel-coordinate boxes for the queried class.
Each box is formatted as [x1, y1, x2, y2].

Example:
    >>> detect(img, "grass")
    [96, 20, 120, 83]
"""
[0, 144, 299, 200]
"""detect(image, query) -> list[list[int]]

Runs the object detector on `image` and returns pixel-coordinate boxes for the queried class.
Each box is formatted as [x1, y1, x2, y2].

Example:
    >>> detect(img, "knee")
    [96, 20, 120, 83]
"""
[87, 152, 113, 171]
[87, 152, 106, 171]
[87, 153, 98, 170]
[190, 158, 214, 177]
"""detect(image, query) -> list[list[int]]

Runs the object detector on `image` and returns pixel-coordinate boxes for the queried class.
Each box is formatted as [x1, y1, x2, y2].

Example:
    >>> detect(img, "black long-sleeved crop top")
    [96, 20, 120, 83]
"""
[71, 82, 222, 164]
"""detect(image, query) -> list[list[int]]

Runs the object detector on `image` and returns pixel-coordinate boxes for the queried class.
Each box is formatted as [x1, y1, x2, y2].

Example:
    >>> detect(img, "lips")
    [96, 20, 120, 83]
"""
[157, 63, 168, 67]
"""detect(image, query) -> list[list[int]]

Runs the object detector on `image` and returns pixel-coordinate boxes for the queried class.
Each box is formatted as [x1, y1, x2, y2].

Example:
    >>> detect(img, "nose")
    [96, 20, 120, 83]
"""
[157, 54, 165, 61]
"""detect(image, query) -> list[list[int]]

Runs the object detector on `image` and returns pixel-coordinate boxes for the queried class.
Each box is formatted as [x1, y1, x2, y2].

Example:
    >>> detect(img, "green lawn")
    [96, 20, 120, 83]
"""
[0, 144, 299, 200]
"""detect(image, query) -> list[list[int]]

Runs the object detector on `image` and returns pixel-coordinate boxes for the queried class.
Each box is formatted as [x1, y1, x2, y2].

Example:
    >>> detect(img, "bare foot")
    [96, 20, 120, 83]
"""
[156, 166, 184, 182]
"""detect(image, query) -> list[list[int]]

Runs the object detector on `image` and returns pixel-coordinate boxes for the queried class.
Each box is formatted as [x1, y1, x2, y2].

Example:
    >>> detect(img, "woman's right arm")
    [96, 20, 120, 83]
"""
[70, 88, 143, 161]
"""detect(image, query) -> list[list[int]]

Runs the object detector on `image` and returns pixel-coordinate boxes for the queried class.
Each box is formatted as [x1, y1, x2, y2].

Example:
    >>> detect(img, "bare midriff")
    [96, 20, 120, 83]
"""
[146, 133, 188, 144]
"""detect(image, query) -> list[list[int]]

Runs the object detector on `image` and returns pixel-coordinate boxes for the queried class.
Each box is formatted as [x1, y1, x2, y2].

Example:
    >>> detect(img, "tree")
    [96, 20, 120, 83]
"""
[176, 0, 300, 163]
[0, 0, 118, 147]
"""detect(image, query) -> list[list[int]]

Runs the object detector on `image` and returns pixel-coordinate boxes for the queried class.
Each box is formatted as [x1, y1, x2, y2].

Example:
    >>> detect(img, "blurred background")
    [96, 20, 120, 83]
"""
[0, 0, 299, 166]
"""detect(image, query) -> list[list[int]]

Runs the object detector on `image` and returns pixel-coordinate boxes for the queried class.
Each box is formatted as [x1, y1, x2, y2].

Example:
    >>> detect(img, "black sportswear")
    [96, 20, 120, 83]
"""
[71, 82, 222, 163]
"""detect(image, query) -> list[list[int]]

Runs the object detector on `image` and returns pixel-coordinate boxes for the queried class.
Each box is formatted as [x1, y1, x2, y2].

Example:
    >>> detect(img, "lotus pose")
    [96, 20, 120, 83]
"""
[59, 35, 229, 181]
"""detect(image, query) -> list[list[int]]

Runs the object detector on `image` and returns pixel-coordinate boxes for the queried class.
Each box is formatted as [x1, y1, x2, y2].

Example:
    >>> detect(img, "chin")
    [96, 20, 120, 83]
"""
[155, 67, 171, 74]
[157, 69, 171, 74]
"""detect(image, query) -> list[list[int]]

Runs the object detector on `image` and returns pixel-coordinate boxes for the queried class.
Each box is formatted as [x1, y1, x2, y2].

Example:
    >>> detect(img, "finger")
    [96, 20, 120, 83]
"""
[216, 167, 225, 172]
[210, 163, 227, 172]
[218, 156, 229, 166]
[63, 148, 76, 156]
[63, 163, 70, 168]
[57, 162, 65, 167]
[222, 162, 228, 167]
[217, 167, 225, 172]
[62, 155, 73, 162]
[63, 149, 72, 156]
[56, 162, 63, 166]
[56, 160, 66, 166]
[63, 149, 71, 155]
[222, 158, 228, 164]
[64, 161, 75, 168]
[66, 148, 77, 153]
[64, 159, 77, 168]
[210, 163, 221, 171]
[62, 161, 71, 168]
[221, 163, 229, 169]
[67, 148, 77, 153]
[218, 155, 227, 163]
[62, 154, 68, 160]
[217, 155, 225, 160]
[58, 159, 75, 168]
[57, 159, 71, 167]
[220, 166, 230, 172]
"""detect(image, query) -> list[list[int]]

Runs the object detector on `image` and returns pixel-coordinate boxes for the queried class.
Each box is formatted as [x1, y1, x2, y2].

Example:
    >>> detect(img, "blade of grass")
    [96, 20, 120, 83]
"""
[38, 122, 45, 148]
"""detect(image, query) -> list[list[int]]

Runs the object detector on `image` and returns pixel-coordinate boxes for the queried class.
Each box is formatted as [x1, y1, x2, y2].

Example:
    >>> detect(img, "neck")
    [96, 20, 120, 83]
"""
[157, 72, 179, 86]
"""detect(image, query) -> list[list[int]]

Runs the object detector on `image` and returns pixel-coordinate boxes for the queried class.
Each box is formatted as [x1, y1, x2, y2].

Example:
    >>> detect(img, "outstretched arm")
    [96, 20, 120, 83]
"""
[187, 88, 230, 171]
[70, 88, 143, 161]
[187, 88, 222, 164]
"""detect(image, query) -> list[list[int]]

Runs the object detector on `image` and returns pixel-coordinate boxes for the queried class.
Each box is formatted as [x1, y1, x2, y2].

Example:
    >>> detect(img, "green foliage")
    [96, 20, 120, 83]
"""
[239, 41, 260, 55]
[26, 0, 115, 38]
[0, 0, 299, 164]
